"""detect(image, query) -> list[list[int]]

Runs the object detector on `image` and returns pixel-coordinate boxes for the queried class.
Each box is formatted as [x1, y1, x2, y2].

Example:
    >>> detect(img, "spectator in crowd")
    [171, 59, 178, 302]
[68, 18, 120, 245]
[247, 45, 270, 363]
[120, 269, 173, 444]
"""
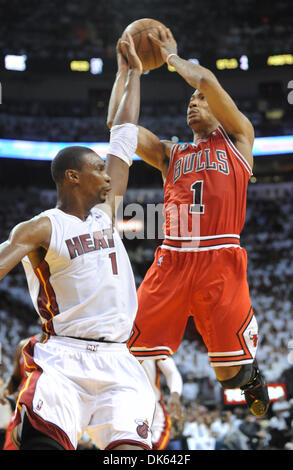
[210, 410, 247, 450]
[239, 414, 267, 450]
[183, 407, 216, 450]
[181, 373, 199, 405]
[268, 405, 293, 449]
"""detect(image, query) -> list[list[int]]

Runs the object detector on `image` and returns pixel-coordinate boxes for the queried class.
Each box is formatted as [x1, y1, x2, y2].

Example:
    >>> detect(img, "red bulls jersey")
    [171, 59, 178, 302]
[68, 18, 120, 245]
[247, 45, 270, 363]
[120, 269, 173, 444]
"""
[162, 125, 252, 251]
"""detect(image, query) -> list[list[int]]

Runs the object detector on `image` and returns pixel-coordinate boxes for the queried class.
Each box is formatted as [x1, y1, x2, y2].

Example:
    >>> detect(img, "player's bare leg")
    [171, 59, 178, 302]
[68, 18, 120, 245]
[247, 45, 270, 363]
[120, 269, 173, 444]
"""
[214, 365, 241, 381]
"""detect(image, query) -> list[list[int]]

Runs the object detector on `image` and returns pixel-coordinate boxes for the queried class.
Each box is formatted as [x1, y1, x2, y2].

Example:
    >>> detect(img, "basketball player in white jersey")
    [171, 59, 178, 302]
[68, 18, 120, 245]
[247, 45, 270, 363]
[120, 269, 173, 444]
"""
[0, 34, 156, 451]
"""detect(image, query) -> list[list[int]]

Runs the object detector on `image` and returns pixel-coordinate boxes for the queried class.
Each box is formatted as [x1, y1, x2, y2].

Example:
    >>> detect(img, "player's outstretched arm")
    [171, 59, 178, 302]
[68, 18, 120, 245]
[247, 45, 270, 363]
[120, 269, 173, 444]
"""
[136, 126, 173, 175]
[0, 216, 51, 281]
[108, 36, 173, 177]
[149, 27, 254, 168]
[111, 33, 142, 126]
[158, 358, 183, 420]
[107, 35, 172, 177]
[107, 39, 129, 130]
[105, 33, 142, 219]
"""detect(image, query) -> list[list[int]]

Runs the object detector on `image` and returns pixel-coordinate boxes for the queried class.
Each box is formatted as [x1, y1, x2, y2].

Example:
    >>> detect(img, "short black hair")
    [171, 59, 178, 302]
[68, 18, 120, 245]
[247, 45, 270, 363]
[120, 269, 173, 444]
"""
[51, 146, 94, 184]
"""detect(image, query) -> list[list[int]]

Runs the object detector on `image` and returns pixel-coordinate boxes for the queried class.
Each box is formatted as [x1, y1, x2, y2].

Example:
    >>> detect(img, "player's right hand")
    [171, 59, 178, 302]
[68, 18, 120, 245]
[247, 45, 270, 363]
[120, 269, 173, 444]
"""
[148, 27, 178, 64]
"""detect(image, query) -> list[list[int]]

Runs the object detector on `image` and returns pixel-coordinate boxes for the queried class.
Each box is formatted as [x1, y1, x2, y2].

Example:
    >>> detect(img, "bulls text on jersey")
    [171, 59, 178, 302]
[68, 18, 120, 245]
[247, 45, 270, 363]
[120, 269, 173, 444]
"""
[173, 148, 229, 184]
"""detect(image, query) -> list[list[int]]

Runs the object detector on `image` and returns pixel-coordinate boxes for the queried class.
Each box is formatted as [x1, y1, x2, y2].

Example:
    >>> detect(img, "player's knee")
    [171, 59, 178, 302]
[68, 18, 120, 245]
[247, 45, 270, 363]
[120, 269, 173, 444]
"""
[218, 363, 254, 389]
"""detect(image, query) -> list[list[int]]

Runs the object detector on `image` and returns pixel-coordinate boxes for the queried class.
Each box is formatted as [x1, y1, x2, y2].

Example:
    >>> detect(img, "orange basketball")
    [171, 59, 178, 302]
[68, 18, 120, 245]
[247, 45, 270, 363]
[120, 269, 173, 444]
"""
[121, 18, 168, 73]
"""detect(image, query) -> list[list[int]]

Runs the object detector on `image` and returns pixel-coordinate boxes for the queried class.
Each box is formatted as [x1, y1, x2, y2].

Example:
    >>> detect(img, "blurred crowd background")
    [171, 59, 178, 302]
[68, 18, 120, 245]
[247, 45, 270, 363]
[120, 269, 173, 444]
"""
[1, 0, 293, 143]
[0, 0, 293, 452]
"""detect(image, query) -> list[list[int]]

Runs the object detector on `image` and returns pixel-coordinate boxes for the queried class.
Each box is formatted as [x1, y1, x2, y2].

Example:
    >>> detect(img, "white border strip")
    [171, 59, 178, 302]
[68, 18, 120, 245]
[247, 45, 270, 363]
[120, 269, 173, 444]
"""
[170, 143, 178, 165]
[160, 243, 241, 252]
[208, 350, 244, 357]
[210, 359, 253, 367]
[131, 346, 172, 353]
[165, 233, 240, 241]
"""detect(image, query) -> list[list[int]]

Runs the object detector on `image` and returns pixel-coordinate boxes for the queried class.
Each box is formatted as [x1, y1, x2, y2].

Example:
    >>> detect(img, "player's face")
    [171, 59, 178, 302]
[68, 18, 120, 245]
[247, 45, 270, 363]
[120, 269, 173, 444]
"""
[187, 91, 214, 128]
[79, 152, 111, 205]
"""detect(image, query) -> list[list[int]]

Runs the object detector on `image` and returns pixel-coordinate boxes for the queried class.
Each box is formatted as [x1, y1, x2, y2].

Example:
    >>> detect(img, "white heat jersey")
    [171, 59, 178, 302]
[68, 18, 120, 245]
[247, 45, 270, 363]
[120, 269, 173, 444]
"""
[22, 207, 138, 342]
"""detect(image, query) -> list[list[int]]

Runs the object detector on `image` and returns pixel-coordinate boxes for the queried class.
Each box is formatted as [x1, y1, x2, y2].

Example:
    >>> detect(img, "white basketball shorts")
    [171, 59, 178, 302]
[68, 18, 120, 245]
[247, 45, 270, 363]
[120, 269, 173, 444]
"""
[14, 336, 156, 450]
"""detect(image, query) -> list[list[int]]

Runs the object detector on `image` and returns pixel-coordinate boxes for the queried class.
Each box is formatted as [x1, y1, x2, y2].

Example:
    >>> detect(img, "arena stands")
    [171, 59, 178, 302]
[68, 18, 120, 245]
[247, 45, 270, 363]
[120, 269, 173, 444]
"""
[1, 0, 292, 62]
[1, 1, 293, 143]
[1, 94, 292, 143]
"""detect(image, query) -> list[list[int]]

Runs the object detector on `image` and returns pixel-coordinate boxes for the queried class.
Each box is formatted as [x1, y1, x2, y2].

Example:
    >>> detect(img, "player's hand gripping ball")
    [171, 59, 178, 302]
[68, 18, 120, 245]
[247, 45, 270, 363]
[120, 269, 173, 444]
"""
[121, 18, 169, 73]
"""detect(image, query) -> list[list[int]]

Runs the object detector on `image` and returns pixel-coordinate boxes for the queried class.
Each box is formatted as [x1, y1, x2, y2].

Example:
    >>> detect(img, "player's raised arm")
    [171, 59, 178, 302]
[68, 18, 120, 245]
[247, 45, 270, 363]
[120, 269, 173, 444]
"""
[149, 27, 254, 169]
[158, 358, 183, 421]
[0, 216, 51, 281]
[107, 36, 172, 176]
[136, 127, 173, 176]
[105, 33, 142, 217]
[106, 39, 129, 131]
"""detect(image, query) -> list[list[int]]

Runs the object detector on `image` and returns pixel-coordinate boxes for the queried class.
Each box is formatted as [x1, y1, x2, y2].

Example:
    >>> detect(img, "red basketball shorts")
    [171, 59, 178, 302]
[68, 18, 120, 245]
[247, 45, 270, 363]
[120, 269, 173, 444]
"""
[128, 246, 258, 367]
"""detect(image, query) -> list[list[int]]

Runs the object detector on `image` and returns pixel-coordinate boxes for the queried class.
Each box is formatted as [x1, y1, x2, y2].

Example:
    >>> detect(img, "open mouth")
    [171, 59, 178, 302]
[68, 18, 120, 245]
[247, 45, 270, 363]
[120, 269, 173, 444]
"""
[188, 110, 199, 117]
[188, 112, 201, 121]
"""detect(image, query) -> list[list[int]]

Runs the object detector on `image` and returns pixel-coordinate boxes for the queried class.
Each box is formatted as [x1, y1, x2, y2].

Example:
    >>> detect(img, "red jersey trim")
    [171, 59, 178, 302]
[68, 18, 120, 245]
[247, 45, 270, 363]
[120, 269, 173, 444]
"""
[21, 335, 48, 372]
[34, 259, 59, 335]
[105, 439, 152, 450]
[152, 400, 172, 450]
[163, 143, 179, 190]
[218, 125, 253, 176]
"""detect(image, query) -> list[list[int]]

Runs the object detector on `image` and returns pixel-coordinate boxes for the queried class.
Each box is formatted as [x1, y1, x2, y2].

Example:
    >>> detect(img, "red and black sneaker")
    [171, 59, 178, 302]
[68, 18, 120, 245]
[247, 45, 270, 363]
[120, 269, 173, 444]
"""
[240, 362, 270, 417]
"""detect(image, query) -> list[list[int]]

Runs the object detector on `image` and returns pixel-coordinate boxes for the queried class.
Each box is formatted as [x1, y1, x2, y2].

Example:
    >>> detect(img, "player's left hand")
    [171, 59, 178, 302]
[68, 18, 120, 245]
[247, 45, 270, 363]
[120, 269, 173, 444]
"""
[120, 33, 143, 75]
[148, 26, 178, 63]
[116, 38, 129, 73]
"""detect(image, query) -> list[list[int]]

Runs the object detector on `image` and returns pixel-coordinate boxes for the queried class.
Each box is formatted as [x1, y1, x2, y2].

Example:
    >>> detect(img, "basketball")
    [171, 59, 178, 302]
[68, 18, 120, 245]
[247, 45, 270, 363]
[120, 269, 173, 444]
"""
[121, 18, 168, 73]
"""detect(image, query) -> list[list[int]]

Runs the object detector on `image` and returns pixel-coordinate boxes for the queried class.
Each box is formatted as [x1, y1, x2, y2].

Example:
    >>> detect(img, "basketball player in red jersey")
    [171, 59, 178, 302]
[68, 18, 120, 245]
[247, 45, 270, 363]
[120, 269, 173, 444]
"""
[108, 29, 269, 418]
[0, 35, 156, 451]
